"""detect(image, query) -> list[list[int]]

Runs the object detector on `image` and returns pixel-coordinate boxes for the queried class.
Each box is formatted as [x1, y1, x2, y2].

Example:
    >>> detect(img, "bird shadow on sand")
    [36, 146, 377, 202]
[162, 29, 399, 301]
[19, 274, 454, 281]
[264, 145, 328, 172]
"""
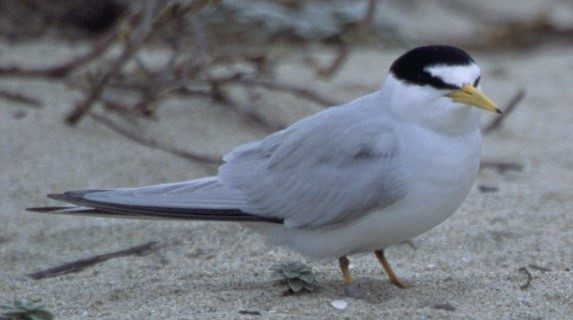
[182, 274, 472, 305]
[320, 273, 513, 307]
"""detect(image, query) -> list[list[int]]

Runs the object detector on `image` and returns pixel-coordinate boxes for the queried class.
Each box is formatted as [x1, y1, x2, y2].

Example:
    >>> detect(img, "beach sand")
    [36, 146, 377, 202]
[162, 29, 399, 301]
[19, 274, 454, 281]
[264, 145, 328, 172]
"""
[0, 38, 571, 319]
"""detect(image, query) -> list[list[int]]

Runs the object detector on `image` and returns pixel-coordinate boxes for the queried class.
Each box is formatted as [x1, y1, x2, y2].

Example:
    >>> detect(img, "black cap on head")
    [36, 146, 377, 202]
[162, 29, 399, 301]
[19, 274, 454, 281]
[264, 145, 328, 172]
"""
[390, 46, 475, 90]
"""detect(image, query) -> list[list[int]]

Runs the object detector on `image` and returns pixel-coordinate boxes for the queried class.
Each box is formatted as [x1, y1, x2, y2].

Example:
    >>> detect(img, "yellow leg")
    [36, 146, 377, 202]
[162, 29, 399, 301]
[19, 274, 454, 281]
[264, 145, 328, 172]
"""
[374, 249, 409, 288]
[338, 256, 353, 285]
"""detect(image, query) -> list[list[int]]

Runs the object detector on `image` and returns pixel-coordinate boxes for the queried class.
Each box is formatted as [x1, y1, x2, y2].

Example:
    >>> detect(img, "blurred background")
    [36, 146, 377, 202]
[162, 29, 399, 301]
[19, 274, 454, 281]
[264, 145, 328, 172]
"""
[0, 1, 571, 319]
[1, 0, 571, 141]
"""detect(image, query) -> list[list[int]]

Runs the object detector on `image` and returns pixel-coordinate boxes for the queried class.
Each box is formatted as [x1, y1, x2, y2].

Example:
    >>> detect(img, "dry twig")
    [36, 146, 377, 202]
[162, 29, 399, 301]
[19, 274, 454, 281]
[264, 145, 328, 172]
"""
[483, 89, 526, 134]
[89, 112, 222, 165]
[66, 46, 138, 124]
[480, 161, 523, 173]
[518, 266, 533, 290]
[431, 303, 456, 311]
[360, 0, 379, 31]
[316, 44, 349, 78]
[316, 0, 377, 78]
[64, 1, 164, 124]
[0, 0, 345, 164]
[28, 241, 161, 280]
[528, 264, 551, 272]
[0, 30, 118, 79]
[0, 89, 42, 108]
[235, 78, 338, 107]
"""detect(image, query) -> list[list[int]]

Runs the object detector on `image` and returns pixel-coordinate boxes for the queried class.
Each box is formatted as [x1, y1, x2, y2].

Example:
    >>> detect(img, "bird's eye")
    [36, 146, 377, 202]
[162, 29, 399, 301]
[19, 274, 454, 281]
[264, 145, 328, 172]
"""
[473, 77, 480, 87]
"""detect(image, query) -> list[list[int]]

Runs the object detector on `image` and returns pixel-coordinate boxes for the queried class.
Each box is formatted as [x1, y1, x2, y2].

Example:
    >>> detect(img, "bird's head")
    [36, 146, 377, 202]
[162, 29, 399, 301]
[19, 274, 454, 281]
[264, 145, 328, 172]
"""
[381, 46, 499, 133]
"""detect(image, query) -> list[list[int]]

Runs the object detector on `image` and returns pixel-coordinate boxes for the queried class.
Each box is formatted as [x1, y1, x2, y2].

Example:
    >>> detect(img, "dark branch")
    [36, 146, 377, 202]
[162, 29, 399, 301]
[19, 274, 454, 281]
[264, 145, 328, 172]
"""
[235, 78, 338, 107]
[360, 0, 378, 30]
[480, 161, 523, 173]
[0, 89, 43, 108]
[0, 31, 117, 79]
[89, 112, 222, 165]
[483, 89, 526, 134]
[28, 241, 161, 280]
[518, 266, 533, 290]
[316, 44, 349, 79]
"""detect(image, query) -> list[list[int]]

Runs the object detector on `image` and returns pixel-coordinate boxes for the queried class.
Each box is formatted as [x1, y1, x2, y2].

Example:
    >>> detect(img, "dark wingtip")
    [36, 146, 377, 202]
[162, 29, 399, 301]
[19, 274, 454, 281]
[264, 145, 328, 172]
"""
[38, 190, 108, 211]
[496, 108, 503, 114]
[48, 190, 108, 202]
[29, 193, 81, 212]
[47, 193, 64, 200]
[26, 206, 75, 212]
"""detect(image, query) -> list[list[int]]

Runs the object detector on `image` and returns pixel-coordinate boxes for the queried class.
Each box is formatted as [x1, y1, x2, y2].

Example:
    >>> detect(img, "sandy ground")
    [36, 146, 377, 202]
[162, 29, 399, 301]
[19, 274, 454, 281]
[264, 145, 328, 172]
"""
[0, 38, 572, 320]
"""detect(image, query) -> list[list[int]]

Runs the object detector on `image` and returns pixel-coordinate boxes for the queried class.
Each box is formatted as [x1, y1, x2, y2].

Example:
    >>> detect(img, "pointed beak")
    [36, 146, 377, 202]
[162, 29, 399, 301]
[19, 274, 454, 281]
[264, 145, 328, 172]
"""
[447, 84, 501, 114]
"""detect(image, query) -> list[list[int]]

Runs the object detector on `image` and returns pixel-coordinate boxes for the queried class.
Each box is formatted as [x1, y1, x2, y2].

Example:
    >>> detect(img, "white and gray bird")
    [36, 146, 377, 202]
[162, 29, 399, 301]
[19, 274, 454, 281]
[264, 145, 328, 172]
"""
[29, 45, 500, 288]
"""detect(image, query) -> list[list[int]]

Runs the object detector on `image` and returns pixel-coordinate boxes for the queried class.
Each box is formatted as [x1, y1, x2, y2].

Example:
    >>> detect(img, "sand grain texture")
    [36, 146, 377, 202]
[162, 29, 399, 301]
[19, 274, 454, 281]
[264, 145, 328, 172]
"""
[1, 41, 571, 319]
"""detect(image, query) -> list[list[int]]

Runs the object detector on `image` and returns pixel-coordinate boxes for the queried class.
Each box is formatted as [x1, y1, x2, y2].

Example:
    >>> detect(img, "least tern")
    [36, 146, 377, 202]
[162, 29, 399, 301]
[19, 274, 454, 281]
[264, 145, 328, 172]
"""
[29, 45, 499, 289]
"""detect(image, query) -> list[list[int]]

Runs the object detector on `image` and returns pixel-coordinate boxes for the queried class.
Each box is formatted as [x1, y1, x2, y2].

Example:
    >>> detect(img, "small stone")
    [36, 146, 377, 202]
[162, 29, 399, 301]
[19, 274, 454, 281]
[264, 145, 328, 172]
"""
[479, 185, 499, 193]
[330, 300, 348, 310]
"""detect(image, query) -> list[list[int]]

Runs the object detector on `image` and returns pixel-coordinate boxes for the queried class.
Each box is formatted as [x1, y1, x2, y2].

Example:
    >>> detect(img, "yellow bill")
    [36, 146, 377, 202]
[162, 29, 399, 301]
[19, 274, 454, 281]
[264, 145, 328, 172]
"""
[447, 84, 501, 114]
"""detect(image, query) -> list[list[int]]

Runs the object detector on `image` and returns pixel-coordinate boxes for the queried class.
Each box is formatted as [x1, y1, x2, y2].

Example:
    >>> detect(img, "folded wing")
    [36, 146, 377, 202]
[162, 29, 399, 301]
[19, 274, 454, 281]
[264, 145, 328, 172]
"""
[29, 178, 282, 223]
[220, 101, 406, 228]
[31, 94, 406, 228]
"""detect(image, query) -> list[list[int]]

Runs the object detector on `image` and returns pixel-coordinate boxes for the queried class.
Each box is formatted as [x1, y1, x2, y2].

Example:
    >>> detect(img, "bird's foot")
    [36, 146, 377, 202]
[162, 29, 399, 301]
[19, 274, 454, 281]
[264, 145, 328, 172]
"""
[389, 278, 410, 289]
[374, 249, 410, 289]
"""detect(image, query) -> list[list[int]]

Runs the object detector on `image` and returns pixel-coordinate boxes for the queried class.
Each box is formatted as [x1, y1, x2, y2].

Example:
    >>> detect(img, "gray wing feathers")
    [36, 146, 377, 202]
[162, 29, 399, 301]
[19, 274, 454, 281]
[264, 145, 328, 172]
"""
[219, 104, 405, 228]
[82, 177, 248, 209]
[32, 178, 283, 223]
[35, 93, 405, 228]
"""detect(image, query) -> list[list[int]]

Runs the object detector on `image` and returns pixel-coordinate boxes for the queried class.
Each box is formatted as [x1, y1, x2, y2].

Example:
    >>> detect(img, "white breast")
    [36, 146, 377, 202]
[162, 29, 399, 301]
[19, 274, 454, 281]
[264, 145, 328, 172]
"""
[397, 122, 482, 232]
[249, 112, 482, 260]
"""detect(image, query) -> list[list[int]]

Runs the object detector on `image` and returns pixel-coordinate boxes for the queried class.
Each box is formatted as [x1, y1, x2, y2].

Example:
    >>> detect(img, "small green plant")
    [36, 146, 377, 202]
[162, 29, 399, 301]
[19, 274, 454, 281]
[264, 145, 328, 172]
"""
[271, 261, 316, 294]
[0, 300, 54, 320]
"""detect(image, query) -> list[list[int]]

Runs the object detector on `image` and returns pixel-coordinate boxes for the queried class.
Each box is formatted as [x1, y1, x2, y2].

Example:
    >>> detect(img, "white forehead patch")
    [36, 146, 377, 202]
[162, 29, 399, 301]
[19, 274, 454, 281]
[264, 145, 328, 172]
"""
[424, 64, 481, 88]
